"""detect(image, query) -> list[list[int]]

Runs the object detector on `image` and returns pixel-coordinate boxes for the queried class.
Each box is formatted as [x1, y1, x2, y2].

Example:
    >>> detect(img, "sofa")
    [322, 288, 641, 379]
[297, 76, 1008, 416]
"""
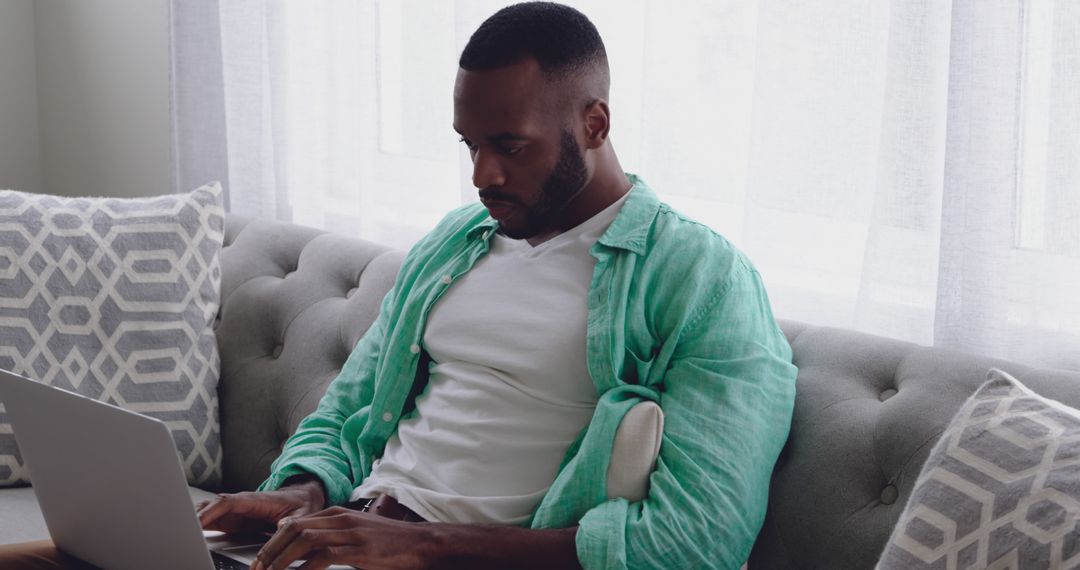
[2, 213, 1078, 568]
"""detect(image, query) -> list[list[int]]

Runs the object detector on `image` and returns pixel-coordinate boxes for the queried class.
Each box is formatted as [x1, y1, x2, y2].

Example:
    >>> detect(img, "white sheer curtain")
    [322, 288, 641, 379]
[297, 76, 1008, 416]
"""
[170, 0, 1080, 371]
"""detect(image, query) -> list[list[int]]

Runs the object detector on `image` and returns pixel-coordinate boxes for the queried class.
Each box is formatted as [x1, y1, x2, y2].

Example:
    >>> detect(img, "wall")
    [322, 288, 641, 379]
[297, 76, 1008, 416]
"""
[31, 0, 169, 198]
[0, 0, 43, 194]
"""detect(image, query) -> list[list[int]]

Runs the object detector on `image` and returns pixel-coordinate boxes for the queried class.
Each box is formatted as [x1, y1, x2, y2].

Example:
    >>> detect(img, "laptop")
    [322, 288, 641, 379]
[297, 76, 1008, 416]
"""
[0, 368, 350, 570]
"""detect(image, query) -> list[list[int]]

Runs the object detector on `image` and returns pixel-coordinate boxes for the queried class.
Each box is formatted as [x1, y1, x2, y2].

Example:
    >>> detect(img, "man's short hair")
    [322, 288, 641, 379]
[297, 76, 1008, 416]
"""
[459, 2, 608, 79]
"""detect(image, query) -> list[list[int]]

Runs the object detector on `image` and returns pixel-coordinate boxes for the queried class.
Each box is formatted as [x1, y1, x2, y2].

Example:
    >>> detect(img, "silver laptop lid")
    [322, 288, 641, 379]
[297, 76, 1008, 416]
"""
[0, 369, 215, 570]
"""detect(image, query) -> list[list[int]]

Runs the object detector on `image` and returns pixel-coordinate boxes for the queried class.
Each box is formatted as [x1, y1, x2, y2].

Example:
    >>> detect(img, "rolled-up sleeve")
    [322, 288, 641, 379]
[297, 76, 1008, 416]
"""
[576, 258, 797, 569]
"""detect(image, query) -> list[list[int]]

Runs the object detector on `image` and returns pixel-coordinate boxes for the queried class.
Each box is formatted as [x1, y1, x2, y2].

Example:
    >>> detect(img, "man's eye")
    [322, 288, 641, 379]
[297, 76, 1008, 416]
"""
[459, 136, 477, 151]
[499, 146, 523, 156]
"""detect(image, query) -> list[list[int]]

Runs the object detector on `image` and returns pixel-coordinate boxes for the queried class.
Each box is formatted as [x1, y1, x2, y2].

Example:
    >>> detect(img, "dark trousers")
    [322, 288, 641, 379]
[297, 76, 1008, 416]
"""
[0, 540, 100, 569]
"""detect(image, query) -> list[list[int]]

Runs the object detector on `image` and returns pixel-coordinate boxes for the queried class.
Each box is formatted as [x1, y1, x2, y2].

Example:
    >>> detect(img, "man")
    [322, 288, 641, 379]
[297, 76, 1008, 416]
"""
[0, 3, 796, 569]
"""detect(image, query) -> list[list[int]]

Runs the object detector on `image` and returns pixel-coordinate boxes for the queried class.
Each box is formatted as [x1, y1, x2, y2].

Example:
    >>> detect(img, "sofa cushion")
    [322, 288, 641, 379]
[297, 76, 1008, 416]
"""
[876, 368, 1080, 569]
[0, 184, 225, 488]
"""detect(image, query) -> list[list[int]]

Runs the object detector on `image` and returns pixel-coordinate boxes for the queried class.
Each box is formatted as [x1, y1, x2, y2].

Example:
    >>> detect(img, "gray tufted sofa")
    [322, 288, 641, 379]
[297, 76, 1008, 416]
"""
[2, 214, 1079, 569]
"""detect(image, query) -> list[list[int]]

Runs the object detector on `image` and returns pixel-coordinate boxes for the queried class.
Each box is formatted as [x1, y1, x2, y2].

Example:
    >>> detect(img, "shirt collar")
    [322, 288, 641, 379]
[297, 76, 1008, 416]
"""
[465, 173, 660, 255]
[466, 216, 500, 241]
[595, 173, 660, 256]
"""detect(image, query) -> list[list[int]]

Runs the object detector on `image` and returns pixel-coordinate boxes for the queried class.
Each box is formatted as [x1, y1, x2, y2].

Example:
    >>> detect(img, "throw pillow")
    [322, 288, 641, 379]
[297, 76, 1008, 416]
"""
[877, 368, 1080, 569]
[0, 183, 225, 489]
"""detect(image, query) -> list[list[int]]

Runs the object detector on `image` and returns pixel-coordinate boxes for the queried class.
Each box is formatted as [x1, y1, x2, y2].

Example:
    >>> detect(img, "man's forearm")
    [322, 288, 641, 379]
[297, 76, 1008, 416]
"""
[426, 523, 582, 570]
[280, 473, 327, 508]
[272, 477, 582, 569]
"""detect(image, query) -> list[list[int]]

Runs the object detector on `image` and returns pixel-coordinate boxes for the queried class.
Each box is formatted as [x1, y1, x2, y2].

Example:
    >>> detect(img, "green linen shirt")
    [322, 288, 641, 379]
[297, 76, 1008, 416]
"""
[259, 174, 798, 569]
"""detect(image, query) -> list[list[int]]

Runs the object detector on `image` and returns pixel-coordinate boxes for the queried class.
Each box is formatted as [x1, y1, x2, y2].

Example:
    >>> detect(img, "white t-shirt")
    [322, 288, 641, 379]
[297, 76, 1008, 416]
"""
[351, 193, 630, 524]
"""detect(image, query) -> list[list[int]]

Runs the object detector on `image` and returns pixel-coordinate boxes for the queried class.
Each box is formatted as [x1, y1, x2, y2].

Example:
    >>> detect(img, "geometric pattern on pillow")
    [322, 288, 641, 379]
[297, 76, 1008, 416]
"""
[876, 368, 1080, 570]
[0, 183, 224, 489]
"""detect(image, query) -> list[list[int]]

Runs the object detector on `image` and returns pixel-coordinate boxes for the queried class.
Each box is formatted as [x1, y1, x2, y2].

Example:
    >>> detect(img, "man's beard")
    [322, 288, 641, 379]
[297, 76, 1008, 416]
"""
[498, 130, 588, 240]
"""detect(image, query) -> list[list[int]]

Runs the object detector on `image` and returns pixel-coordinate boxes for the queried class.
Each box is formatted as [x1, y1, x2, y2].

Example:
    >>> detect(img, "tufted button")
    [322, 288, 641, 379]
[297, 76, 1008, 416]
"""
[880, 484, 898, 505]
[879, 388, 898, 402]
[441, 275, 452, 285]
[346, 287, 358, 299]
[271, 345, 283, 358]
[409, 344, 420, 354]
[381, 412, 393, 422]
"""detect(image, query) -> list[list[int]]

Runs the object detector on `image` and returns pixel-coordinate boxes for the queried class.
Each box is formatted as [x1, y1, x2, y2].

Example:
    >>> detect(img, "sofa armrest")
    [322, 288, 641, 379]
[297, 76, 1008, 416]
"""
[606, 400, 664, 502]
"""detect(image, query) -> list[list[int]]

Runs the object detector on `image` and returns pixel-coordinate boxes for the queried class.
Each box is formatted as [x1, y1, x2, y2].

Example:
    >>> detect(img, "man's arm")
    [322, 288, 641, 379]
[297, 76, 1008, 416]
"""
[252, 508, 582, 570]
[202, 474, 584, 570]
[426, 523, 581, 570]
[197, 474, 328, 534]
[575, 256, 797, 569]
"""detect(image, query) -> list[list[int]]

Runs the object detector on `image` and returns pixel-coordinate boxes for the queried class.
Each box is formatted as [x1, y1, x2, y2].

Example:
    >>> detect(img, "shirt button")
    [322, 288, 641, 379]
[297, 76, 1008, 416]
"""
[381, 412, 393, 422]
[441, 275, 452, 285]
[409, 344, 420, 354]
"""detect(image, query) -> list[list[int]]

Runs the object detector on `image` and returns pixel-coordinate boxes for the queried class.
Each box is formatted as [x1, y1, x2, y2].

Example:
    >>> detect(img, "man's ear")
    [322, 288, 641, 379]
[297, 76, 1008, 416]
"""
[583, 99, 611, 150]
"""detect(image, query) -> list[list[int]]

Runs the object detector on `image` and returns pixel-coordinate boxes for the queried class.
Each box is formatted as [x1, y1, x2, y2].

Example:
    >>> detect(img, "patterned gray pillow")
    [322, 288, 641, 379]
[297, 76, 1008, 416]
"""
[0, 184, 224, 489]
[877, 368, 1080, 569]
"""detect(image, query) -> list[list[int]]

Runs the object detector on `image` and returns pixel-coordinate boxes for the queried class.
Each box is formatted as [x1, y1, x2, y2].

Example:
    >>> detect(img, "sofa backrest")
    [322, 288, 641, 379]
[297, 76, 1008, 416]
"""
[752, 320, 1080, 569]
[217, 215, 403, 492]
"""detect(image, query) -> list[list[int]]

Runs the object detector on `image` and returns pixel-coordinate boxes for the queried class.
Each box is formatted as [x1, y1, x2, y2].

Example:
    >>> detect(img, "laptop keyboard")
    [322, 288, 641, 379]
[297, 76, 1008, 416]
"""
[211, 550, 251, 569]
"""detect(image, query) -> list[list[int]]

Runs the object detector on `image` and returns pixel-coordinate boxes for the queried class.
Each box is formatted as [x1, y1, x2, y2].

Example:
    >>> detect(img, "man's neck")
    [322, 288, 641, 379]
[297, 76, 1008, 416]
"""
[537, 148, 632, 240]
[526, 169, 632, 247]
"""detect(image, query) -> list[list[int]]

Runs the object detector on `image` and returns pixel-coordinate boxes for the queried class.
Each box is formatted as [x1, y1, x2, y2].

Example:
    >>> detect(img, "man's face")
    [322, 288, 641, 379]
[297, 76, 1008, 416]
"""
[480, 130, 587, 239]
[453, 59, 590, 240]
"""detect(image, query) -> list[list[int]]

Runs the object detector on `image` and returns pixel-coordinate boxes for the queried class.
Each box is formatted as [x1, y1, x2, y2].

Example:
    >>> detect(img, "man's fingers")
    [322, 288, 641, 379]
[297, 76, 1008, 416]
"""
[259, 511, 369, 570]
[297, 546, 354, 570]
[262, 528, 358, 570]
[198, 493, 262, 529]
[257, 509, 345, 561]
[196, 495, 228, 527]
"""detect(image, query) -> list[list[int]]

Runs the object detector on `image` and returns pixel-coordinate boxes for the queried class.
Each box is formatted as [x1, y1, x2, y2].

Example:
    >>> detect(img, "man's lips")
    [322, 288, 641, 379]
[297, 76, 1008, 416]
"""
[480, 198, 517, 220]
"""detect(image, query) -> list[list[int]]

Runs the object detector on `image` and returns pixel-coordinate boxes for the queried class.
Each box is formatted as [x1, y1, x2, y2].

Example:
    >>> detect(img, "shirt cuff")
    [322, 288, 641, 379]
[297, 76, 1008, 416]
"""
[575, 498, 629, 570]
[258, 461, 354, 507]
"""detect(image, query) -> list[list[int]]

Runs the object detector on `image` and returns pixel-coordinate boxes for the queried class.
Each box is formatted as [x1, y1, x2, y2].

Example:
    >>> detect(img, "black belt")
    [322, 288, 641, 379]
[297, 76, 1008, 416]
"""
[346, 494, 426, 523]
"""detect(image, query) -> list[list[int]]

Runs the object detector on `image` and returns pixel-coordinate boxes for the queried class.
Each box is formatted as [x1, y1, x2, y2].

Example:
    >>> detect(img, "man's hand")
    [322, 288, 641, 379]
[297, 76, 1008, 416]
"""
[252, 506, 438, 570]
[196, 476, 327, 535]
[252, 508, 581, 570]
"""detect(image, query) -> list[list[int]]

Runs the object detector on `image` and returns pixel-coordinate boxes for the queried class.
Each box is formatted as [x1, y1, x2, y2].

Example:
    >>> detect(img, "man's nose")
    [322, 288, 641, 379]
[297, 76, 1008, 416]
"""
[472, 149, 506, 189]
